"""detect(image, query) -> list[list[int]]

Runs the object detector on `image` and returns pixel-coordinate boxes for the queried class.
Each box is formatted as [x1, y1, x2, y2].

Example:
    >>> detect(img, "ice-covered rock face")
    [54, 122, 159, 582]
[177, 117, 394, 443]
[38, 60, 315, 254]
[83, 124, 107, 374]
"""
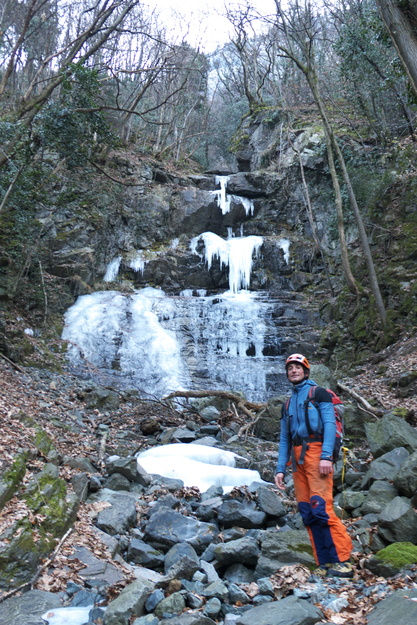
[62, 288, 190, 398]
[136, 444, 267, 493]
[62, 287, 287, 402]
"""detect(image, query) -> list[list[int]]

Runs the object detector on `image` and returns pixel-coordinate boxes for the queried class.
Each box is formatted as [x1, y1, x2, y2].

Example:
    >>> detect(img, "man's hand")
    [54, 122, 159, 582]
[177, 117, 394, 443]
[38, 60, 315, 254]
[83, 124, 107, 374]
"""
[274, 472, 285, 490]
[319, 459, 333, 475]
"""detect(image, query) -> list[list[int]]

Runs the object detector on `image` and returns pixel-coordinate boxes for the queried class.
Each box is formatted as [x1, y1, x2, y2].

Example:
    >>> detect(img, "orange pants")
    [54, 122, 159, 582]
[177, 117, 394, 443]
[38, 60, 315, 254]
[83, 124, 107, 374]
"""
[292, 442, 352, 565]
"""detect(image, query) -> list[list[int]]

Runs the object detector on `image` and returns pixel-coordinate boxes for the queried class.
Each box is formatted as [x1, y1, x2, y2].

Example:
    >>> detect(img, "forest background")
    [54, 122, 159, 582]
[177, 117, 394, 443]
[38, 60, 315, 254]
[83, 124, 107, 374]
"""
[2, 0, 417, 363]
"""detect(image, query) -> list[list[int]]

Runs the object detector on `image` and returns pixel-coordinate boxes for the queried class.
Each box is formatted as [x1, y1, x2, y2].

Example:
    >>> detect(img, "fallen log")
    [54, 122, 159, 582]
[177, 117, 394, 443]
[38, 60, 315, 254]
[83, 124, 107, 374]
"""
[0, 352, 25, 373]
[164, 389, 266, 412]
[337, 381, 382, 416]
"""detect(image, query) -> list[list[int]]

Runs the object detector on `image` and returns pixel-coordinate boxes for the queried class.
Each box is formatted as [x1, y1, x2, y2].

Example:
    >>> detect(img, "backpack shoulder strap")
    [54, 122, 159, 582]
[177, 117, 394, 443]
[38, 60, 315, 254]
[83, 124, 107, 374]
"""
[304, 385, 318, 435]
[282, 397, 292, 438]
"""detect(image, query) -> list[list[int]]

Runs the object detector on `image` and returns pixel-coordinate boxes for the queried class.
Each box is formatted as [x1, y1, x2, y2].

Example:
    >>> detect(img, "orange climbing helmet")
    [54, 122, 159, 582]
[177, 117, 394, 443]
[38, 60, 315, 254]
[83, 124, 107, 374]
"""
[285, 353, 310, 371]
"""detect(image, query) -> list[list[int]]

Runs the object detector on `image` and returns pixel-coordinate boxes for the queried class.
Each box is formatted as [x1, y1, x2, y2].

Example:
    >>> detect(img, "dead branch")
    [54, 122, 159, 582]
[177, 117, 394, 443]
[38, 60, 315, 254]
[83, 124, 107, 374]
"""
[0, 353, 25, 374]
[0, 527, 73, 603]
[164, 389, 265, 412]
[337, 381, 381, 416]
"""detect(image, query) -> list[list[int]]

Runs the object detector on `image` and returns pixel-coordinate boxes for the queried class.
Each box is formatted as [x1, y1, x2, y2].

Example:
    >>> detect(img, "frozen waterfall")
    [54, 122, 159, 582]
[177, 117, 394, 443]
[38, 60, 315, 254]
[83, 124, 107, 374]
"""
[62, 288, 190, 397]
[62, 205, 294, 401]
[62, 287, 285, 401]
[213, 176, 254, 216]
[190, 232, 263, 293]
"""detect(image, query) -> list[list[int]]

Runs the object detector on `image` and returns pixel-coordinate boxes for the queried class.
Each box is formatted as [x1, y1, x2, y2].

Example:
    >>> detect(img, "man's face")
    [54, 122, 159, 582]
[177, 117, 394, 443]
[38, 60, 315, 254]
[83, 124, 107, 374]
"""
[287, 362, 306, 384]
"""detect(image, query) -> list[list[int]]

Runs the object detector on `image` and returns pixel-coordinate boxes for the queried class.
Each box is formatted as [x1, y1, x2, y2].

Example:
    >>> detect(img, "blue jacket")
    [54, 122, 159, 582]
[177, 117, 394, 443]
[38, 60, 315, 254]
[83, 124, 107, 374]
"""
[276, 379, 336, 475]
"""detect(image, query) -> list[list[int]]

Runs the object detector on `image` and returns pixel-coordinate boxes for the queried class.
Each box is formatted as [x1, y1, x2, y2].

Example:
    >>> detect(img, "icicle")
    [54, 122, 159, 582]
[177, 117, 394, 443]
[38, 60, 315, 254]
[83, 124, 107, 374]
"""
[236, 195, 255, 216]
[278, 238, 290, 264]
[190, 232, 263, 293]
[128, 250, 146, 275]
[103, 256, 122, 282]
[213, 175, 231, 214]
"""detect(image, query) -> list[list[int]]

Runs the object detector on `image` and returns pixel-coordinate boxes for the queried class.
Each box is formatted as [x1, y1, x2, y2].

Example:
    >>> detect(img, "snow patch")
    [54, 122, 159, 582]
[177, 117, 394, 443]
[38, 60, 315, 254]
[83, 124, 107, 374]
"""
[136, 443, 266, 493]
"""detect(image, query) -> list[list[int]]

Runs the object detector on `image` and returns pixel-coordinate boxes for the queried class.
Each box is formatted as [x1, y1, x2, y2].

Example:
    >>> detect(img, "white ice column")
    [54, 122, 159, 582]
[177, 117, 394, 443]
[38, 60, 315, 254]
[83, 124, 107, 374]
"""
[190, 232, 263, 293]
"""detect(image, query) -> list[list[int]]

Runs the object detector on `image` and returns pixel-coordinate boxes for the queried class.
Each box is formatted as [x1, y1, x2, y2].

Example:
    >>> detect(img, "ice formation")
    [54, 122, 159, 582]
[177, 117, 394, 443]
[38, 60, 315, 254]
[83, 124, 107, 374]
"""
[136, 443, 266, 493]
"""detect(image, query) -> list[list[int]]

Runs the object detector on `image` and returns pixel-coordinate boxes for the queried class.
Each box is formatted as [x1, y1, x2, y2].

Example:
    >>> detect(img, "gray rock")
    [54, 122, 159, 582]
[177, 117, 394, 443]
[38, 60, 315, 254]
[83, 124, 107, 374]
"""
[0, 590, 62, 625]
[361, 481, 398, 515]
[191, 396, 233, 414]
[199, 407, 221, 422]
[133, 616, 160, 625]
[226, 173, 264, 197]
[95, 492, 138, 535]
[213, 537, 260, 566]
[103, 578, 154, 625]
[63, 455, 98, 473]
[217, 500, 266, 529]
[83, 387, 120, 410]
[309, 364, 335, 390]
[365, 413, 417, 458]
[257, 486, 286, 517]
[144, 506, 218, 553]
[195, 496, 223, 521]
[71, 472, 90, 501]
[164, 555, 200, 581]
[378, 496, 417, 543]
[201, 580, 229, 601]
[159, 613, 217, 625]
[106, 456, 152, 486]
[204, 597, 222, 618]
[235, 595, 323, 625]
[228, 583, 250, 604]
[366, 555, 404, 578]
[172, 428, 197, 442]
[252, 414, 280, 441]
[92, 527, 120, 557]
[223, 563, 255, 584]
[145, 589, 165, 612]
[361, 447, 410, 489]
[164, 543, 199, 573]
[256, 578, 274, 596]
[199, 559, 221, 583]
[367, 588, 417, 625]
[153, 591, 186, 618]
[104, 473, 132, 491]
[254, 529, 315, 578]
[127, 539, 165, 569]
[393, 449, 417, 497]
[148, 494, 180, 516]
[68, 546, 125, 587]
[187, 593, 205, 609]
[252, 595, 273, 605]
[337, 489, 365, 512]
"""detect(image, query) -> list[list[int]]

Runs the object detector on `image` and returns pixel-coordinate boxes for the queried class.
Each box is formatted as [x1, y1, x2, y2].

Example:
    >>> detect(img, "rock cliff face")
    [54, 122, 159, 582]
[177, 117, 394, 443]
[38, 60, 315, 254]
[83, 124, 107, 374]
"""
[44, 120, 339, 399]
[43, 120, 334, 298]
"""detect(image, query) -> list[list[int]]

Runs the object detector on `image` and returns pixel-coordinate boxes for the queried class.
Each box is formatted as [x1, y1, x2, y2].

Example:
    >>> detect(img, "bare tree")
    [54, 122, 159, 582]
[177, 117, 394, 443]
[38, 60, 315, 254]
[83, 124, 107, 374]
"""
[374, 0, 417, 100]
[269, 0, 387, 324]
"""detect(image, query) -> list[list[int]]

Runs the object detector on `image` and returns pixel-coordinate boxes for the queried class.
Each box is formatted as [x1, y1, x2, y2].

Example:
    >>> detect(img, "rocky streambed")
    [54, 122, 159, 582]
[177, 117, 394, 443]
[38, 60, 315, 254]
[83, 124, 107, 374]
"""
[1, 360, 417, 625]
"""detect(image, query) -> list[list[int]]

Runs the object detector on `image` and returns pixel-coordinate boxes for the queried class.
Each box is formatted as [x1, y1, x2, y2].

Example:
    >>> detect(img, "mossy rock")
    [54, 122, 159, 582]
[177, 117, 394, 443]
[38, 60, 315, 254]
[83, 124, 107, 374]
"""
[367, 542, 417, 577]
[0, 463, 79, 589]
[0, 452, 29, 508]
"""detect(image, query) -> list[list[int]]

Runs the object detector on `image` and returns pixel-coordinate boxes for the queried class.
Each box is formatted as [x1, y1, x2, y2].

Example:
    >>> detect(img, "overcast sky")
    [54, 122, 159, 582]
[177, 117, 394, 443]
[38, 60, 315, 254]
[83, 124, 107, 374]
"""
[146, 0, 276, 53]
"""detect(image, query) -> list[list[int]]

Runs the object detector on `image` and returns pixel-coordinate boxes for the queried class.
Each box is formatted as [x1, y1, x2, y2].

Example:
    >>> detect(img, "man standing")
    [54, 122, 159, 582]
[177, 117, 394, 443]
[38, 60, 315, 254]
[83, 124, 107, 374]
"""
[275, 353, 353, 577]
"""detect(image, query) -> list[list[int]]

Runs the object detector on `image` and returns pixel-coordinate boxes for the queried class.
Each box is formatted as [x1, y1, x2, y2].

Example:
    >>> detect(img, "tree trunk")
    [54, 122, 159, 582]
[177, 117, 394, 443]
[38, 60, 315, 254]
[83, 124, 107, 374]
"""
[308, 74, 387, 323]
[375, 0, 417, 100]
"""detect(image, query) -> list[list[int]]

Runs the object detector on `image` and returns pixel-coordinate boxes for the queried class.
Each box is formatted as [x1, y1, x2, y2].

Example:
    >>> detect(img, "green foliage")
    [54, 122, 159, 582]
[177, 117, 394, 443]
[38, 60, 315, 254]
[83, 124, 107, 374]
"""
[334, 0, 415, 141]
[37, 62, 116, 167]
